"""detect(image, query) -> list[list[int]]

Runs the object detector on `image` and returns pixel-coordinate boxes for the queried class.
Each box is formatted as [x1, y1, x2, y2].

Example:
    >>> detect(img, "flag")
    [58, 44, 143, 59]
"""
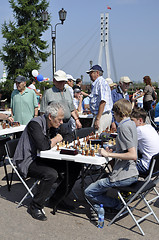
[107, 6, 111, 10]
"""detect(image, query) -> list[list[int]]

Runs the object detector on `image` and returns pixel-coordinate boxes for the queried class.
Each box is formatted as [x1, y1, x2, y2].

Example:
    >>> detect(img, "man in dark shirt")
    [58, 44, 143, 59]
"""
[13, 102, 81, 221]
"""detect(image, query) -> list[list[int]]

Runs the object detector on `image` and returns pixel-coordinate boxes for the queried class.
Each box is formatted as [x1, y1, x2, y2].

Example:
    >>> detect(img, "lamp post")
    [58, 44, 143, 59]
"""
[42, 8, 67, 79]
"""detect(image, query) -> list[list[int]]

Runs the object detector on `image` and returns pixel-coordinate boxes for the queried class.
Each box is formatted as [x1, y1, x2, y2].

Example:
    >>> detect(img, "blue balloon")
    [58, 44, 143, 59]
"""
[37, 74, 43, 82]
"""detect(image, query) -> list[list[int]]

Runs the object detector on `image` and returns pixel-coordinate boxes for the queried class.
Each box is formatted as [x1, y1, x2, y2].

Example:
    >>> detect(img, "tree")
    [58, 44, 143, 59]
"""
[0, 0, 51, 80]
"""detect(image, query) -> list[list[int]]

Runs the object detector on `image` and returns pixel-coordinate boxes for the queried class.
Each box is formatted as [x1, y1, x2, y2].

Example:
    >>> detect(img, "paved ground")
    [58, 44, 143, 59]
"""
[0, 164, 159, 240]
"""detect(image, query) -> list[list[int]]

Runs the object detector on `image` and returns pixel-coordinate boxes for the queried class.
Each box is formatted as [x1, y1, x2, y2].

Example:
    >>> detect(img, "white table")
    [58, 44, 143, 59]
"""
[0, 110, 11, 115]
[40, 147, 107, 165]
[0, 125, 26, 136]
[79, 113, 93, 119]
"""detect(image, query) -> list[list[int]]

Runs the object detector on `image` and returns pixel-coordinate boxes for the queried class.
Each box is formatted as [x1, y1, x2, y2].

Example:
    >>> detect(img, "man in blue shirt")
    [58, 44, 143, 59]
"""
[111, 76, 132, 131]
[86, 65, 113, 133]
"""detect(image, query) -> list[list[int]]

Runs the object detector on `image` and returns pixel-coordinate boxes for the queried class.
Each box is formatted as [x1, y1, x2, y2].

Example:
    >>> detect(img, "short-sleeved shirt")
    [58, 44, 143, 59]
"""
[73, 98, 84, 112]
[10, 87, 38, 125]
[109, 117, 138, 182]
[28, 84, 36, 90]
[137, 124, 159, 169]
[89, 76, 113, 115]
[111, 85, 130, 122]
[64, 84, 74, 99]
[40, 85, 75, 121]
[143, 85, 153, 102]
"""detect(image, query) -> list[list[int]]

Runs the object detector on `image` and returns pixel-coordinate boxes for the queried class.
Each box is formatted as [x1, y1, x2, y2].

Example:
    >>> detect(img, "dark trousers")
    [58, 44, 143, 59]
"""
[143, 100, 153, 112]
[27, 157, 81, 209]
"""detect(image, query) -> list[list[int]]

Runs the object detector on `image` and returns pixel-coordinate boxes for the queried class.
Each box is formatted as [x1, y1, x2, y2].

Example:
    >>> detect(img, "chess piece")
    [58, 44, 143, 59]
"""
[57, 143, 59, 151]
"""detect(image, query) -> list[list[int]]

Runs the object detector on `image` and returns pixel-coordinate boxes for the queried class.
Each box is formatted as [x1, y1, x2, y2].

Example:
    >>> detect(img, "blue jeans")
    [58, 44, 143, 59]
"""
[136, 159, 149, 175]
[85, 176, 138, 212]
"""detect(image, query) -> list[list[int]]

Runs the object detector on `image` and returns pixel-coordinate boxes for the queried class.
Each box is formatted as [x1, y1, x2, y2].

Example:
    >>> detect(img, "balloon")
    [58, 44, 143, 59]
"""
[32, 69, 38, 77]
[37, 74, 43, 82]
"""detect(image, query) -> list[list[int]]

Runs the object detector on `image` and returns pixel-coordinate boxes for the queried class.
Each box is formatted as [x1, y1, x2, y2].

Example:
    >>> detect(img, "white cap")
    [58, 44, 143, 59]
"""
[54, 70, 67, 82]
[66, 74, 76, 81]
[106, 78, 117, 87]
[119, 76, 132, 83]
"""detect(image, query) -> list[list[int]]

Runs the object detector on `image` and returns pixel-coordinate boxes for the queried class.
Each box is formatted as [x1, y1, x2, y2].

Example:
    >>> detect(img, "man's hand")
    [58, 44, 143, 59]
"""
[7, 116, 14, 122]
[55, 134, 63, 143]
[94, 118, 100, 129]
[76, 119, 82, 129]
[111, 122, 117, 132]
[50, 134, 63, 148]
[98, 147, 112, 157]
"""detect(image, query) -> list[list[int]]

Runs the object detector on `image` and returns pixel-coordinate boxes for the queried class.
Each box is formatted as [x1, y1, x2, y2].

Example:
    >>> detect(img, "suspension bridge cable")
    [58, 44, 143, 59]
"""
[70, 32, 99, 76]
[60, 27, 99, 69]
[109, 30, 118, 82]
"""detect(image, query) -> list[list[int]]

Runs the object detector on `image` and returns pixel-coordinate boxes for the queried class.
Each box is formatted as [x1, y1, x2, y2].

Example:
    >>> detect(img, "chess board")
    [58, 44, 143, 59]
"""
[55, 131, 116, 157]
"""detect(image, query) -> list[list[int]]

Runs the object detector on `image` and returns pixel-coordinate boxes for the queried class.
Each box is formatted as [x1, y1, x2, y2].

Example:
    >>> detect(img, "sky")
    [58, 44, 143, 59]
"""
[0, 0, 159, 84]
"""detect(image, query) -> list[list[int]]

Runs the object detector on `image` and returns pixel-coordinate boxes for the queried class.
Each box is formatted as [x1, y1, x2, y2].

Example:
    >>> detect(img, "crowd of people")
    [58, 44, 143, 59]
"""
[1, 64, 159, 222]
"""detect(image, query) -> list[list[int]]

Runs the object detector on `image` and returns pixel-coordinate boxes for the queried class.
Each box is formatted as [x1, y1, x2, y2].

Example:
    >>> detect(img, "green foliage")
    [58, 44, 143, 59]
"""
[0, 0, 51, 80]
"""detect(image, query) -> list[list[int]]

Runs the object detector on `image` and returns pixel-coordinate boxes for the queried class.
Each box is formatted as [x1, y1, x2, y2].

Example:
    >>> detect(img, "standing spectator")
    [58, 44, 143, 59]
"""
[82, 89, 91, 112]
[111, 76, 132, 131]
[73, 88, 83, 113]
[28, 78, 42, 104]
[86, 64, 113, 133]
[133, 76, 154, 112]
[10, 76, 38, 125]
[64, 74, 76, 98]
[106, 78, 117, 91]
[69, 88, 84, 132]
[132, 89, 144, 108]
[40, 70, 82, 139]
[73, 78, 88, 97]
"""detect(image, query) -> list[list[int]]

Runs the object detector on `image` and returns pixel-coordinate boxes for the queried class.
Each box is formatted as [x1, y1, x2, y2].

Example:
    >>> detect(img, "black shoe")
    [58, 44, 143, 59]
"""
[27, 205, 47, 221]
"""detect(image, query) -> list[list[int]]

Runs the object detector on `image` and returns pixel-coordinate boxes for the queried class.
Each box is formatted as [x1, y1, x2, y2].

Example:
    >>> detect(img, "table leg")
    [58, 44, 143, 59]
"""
[52, 161, 69, 215]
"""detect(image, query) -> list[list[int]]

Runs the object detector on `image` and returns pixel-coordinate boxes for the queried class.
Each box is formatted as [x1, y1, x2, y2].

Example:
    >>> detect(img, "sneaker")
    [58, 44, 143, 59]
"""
[90, 208, 98, 221]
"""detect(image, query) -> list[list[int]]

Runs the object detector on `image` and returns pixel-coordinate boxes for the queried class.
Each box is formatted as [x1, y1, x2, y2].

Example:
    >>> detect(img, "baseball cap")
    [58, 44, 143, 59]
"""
[54, 70, 67, 82]
[66, 74, 76, 82]
[15, 75, 26, 82]
[106, 78, 117, 87]
[86, 64, 103, 74]
[119, 76, 132, 84]
[74, 88, 81, 93]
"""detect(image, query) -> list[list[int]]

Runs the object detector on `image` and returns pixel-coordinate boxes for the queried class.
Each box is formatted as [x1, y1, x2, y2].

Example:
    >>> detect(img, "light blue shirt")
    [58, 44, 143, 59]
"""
[89, 76, 113, 115]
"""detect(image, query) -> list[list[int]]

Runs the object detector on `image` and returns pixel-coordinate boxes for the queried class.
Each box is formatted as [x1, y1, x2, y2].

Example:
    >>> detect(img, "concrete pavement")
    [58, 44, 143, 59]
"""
[0, 164, 159, 240]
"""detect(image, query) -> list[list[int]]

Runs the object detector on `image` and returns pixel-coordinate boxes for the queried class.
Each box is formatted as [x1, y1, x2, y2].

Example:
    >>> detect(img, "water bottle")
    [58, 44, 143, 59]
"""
[98, 204, 105, 228]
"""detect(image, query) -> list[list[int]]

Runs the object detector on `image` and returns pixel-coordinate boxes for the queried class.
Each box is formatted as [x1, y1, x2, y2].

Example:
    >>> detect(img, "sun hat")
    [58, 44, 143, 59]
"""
[106, 78, 117, 87]
[119, 76, 132, 83]
[66, 74, 76, 82]
[86, 65, 103, 74]
[54, 70, 67, 82]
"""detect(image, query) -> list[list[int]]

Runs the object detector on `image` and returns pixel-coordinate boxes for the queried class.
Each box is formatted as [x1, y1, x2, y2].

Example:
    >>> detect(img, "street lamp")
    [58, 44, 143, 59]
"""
[42, 8, 67, 79]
